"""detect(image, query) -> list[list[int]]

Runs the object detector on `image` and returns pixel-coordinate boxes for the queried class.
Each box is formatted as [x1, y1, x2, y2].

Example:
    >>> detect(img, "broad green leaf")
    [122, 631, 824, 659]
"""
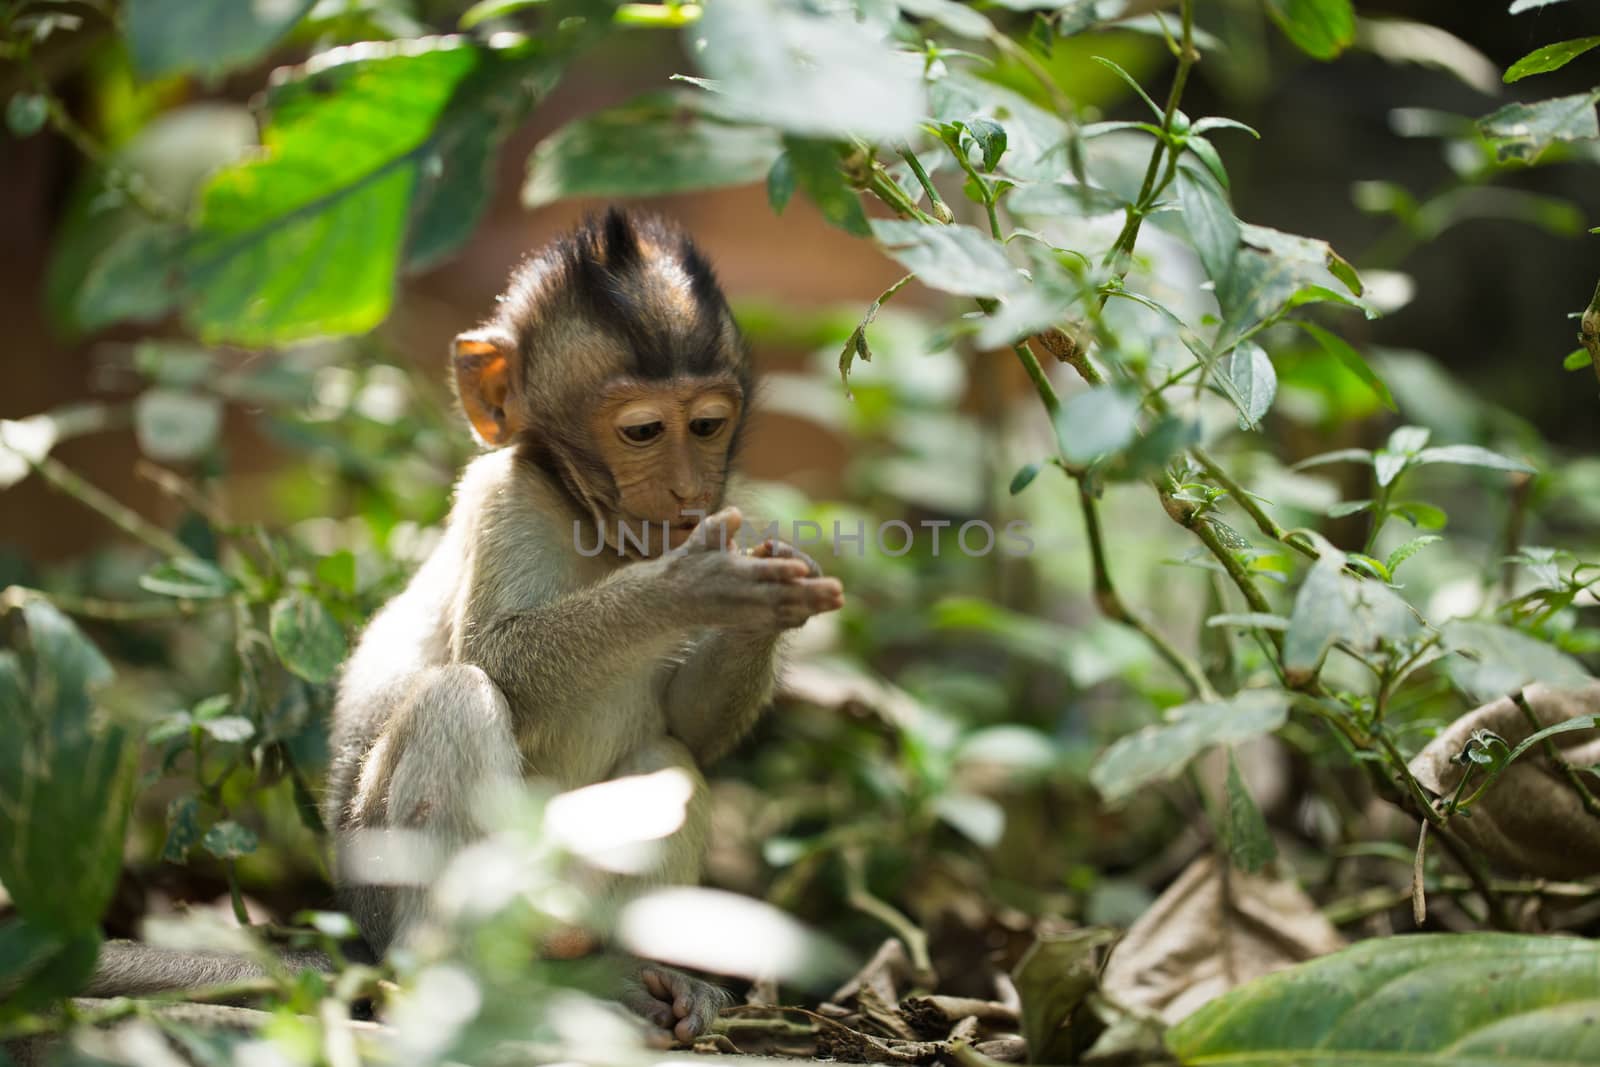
[125, 0, 315, 80]
[185, 36, 548, 345]
[0, 600, 136, 934]
[1441, 620, 1591, 704]
[1057, 388, 1140, 465]
[1415, 444, 1536, 475]
[1265, 0, 1355, 61]
[270, 593, 347, 684]
[1224, 751, 1276, 873]
[1215, 342, 1276, 431]
[1090, 690, 1290, 804]
[1566, 348, 1594, 370]
[1503, 36, 1600, 83]
[139, 558, 234, 600]
[1478, 91, 1600, 163]
[134, 388, 223, 463]
[689, 0, 924, 141]
[1283, 554, 1349, 679]
[1169, 933, 1600, 1065]
[1176, 166, 1240, 285]
[202, 820, 260, 861]
[524, 92, 781, 207]
[1217, 225, 1364, 346]
[1298, 322, 1397, 411]
[789, 137, 870, 237]
[74, 226, 184, 332]
[870, 219, 1021, 297]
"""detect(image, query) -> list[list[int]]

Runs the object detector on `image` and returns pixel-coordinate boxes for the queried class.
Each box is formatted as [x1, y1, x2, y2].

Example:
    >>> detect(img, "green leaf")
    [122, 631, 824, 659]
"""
[1441, 620, 1591, 704]
[1389, 499, 1448, 529]
[1386, 535, 1442, 575]
[125, 0, 315, 80]
[1013, 929, 1118, 1065]
[1298, 322, 1397, 411]
[139, 558, 234, 600]
[184, 36, 548, 345]
[690, 0, 924, 141]
[459, 0, 548, 29]
[0, 599, 135, 934]
[1090, 690, 1290, 804]
[1010, 461, 1043, 495]
[1565, 348, 1594, 370]
[965, 117, 1008, 172]
[1265, 0, 1355, 61]
[1224, 751, 1276, 873]
[869, 219, 1020, 297]
[1176, 166, 1240, 285]
[161, 795, 201, 863]
[1168, 933, 1600, 1065]
[788, 137, 870, 237]
[1184, 134, 1230, 190]
[1503, 36, 1600, 83]
[1215, 342, 1276, 431]
[0, 918, 101, 1014]
[1216, 225, 1365, 346]
[269, 593, 347, 685]
[134, 388, 223, 464]
[767, 151, 796, 214]
[1478, 91, 1600, 163]
[1327, 499, 1373, 518]
[1057, 387, 1140, 465]
[1415, 444, 1536, 475]
[202, 820, 259, 861]
[1295, 447, 1373, 470]
[74, 226, 185, 332]
[1089, 56, 1162, 118]
[6, 93, 48, 137]
[1283, 552, 1418, 682]
[524, 92, 781, 207]
[1206, 612, 1291, 631]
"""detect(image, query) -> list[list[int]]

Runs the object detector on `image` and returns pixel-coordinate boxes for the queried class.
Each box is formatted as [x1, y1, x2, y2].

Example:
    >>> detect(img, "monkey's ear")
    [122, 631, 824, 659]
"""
[452, 328, 524, 447]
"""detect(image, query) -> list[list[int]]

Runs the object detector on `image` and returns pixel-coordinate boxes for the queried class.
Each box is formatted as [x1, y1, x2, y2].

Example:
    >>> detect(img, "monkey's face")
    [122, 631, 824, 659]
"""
[589, 376, 742, 553]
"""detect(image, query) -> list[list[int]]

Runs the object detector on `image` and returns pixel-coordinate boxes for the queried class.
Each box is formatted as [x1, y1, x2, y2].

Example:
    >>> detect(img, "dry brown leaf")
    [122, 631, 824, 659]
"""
[1101, 856, 1345, 1023]
[1409, 682, 1600, 879]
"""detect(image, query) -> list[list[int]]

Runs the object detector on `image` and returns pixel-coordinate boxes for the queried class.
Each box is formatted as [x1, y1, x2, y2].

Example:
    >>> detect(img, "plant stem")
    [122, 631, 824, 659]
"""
[897, 146, 951, 223]
[1101, 0, 1197, 272]
[1580, 278, 1600, 386]
[1191, 447, 1318, 560]
[1512, 690, 1600, 818]
[33, 455, 194, 560]
[3, 587, 215, 621]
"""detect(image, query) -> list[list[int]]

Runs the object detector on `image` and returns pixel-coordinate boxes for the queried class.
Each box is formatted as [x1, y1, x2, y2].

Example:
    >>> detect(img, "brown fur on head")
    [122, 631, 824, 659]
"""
[452, 209, 751, 556]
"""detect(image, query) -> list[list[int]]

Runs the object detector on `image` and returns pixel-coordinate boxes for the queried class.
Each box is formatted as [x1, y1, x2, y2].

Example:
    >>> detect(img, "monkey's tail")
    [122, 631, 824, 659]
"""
[82, 940, 339, 1001]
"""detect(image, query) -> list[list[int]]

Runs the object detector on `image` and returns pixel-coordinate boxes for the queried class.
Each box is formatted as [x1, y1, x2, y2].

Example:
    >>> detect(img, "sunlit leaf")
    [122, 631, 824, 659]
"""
[870, 219, 1021, 297]
[1265, 0, 1355, 61]
[1415, 444, 1535, 475]
[1298, 322, 1396, 411]
[1503, 36, 1600, 84]
[1479, 91, 1600, 163]
[269, 593, 347, 684]
[1169, 933, 1600, 1064]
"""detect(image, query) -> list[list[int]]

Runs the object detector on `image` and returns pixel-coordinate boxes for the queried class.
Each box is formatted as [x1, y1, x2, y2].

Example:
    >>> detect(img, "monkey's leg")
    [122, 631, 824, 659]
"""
[339, 664, 522, 955]
[604, 736, 730, 1045]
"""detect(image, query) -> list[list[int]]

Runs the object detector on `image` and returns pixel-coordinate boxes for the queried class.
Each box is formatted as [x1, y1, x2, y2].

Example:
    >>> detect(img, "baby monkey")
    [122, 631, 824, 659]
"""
[322, 209, 844, 1042]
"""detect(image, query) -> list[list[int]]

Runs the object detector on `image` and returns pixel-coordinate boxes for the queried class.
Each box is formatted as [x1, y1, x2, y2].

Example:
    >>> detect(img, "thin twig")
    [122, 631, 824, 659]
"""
[33, 455, 194, 559]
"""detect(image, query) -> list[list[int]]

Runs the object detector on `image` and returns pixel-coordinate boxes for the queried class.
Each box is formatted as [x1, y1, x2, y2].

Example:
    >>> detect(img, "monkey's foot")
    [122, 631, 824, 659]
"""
[622, 965, 730, 1045]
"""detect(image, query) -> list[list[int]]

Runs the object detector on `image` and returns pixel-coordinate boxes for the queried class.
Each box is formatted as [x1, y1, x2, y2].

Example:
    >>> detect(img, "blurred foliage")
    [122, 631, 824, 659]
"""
[3, 0, 1600, 1064]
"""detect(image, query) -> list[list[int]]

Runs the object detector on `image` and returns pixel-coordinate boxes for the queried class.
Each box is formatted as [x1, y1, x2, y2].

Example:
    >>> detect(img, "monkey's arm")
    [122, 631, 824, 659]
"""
[661, 629, 783, 765]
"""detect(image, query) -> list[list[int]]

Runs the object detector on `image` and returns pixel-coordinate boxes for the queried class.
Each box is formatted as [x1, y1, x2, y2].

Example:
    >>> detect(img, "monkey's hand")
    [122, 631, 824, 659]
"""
[661, 508, 843, 631]
[622, 963, 732, 1046]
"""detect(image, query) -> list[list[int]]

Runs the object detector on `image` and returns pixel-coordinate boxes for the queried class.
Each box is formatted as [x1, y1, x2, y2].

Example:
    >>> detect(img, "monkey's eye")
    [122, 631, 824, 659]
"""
[620, 421, 664, 444]
[689, 417, 726, 439]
